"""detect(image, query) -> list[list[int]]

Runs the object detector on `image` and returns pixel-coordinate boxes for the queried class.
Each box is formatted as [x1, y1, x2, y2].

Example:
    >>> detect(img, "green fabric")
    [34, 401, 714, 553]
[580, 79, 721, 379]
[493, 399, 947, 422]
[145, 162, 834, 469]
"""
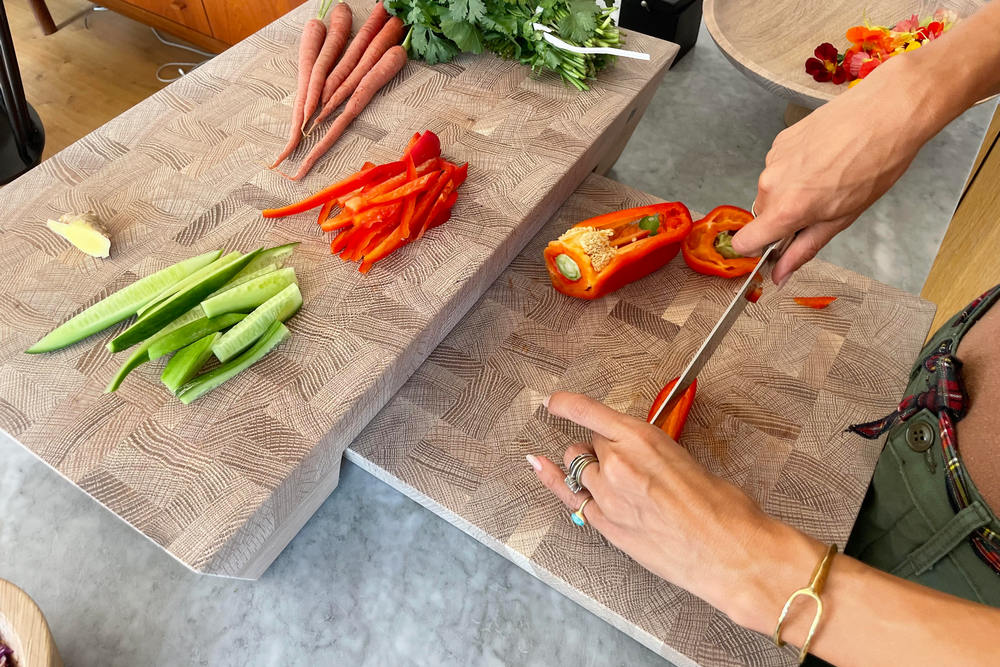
[846, 297, 1000, 606]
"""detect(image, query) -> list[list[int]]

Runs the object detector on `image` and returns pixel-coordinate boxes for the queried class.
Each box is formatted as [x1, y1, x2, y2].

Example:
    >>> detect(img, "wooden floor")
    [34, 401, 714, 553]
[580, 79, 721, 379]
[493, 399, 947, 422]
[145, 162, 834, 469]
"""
[6, 0, 999, 329]
[7, 0, 206, 160]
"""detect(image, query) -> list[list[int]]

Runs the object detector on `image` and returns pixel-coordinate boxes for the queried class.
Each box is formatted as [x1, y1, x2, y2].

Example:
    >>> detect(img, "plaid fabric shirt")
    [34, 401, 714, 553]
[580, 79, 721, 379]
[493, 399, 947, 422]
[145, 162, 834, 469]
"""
[850, 285, 1000, 575]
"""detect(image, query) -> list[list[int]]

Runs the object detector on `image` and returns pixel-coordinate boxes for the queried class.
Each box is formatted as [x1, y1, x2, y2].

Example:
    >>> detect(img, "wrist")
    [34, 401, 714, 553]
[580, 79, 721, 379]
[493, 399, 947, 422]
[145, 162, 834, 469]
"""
[723, 518, 826, 637]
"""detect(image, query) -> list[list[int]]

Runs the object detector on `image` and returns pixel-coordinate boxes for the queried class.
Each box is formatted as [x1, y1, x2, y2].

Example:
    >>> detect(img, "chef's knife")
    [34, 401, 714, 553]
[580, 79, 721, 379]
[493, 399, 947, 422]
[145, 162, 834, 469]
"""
[648, 231, 793, 431]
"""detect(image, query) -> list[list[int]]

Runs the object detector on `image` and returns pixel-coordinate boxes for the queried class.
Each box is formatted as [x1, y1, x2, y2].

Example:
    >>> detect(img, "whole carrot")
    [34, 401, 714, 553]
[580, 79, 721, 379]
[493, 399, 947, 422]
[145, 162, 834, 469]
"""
[301, 2, 353, 131]
[308, 16, 405, 133]
[309, 2, 390, 131]
[290, 46, 408, 180]
[270, 11, 329, 169]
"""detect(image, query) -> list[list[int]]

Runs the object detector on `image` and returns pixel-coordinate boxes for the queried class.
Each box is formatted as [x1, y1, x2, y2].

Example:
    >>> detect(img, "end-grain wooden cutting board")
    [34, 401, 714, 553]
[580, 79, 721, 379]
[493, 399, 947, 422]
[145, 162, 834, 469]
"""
[0, 2, 677, 577]
[350, 174, 937, 667]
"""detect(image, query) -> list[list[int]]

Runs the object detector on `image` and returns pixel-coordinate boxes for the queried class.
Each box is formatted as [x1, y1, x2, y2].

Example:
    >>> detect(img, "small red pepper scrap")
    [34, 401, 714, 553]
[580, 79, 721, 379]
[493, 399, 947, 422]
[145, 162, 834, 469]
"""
[647, 377, 697, 441]
[263, 131, 467, 273]
[793, 296, 837, 309]
[544, 202, 693, 300]
[682, 205, 760, 279]
[745, 274, 764, 304]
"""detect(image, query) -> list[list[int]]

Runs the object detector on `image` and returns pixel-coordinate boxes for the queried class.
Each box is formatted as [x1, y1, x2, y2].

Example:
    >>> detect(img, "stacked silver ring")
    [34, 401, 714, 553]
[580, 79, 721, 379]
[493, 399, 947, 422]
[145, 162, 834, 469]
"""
[564, 453, 599, 493]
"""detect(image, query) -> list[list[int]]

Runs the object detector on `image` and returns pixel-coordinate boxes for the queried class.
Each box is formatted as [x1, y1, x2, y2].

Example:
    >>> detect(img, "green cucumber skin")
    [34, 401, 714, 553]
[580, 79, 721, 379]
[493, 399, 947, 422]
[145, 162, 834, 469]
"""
[178, 322, 289, 404]
[161, 332, 220, 394]
[200, 267, 296, 319]
[212, 282, 301, 363]
[242, 242, 298, 275]
[105, 306, 205, 392]
[147, 313, 246, 360]
[108, 250, 261, 353]
[25, 250, 221, 354]
[236, 241, 299, 278]
[136, 252, 240, 319]
[205, 263, 278, 301]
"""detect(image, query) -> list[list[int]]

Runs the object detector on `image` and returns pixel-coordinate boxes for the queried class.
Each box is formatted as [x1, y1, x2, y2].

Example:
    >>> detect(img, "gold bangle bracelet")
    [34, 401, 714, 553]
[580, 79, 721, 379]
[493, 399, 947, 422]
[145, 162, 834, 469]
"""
[773, 543, 838, 664]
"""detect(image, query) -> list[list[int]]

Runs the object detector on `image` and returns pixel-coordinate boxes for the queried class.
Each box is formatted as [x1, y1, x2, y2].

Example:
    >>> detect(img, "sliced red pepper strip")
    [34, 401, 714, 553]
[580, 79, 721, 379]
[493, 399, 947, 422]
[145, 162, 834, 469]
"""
[402, 133, 420, 155]
[344, 158, 440, 211]
[369, 171, 438, 206]
[427, 191, 457, 229]
[403, 131, 440, 166]
[262, 161, 406, 218]
[396, 156, 419, 239]
[746, 274, 764, 304]
[682, 205, 760, 278]
[411, 165, 453, 240]
[321, 208, 355, 232]
[647, 377, 697, 441]
[417, 164, 466, 239]
[352, 201, 403, 228]
[793, 296, 837, 309]
[330, 227, 352, 254]
[317, 200, 334, 226]
[544, 202, 693, 300]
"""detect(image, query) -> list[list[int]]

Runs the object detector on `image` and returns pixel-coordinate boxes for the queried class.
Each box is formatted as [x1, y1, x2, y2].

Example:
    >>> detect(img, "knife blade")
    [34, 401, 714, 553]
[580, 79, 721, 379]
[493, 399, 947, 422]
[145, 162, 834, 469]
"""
[648, 233, 792, 431]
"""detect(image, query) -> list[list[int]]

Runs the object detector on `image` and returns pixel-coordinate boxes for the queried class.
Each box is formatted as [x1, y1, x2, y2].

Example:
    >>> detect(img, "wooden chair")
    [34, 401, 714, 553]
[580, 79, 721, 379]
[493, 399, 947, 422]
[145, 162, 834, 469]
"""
[29, 0, 58, 35]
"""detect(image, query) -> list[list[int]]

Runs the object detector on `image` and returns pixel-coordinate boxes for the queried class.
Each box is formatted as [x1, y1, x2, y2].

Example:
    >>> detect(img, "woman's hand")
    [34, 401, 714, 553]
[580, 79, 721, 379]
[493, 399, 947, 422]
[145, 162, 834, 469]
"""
[528, 391, 822, 632]
[732, 52, 955, 287]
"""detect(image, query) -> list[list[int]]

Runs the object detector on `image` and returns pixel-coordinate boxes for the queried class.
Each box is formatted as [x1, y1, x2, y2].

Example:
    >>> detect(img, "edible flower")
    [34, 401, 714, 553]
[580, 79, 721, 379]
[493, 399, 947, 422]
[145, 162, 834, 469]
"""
[805, 43, 847, 84]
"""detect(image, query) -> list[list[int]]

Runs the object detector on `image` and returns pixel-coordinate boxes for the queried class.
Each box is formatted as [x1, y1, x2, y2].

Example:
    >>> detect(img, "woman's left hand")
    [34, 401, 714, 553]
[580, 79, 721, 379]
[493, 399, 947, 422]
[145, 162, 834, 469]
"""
[528, 391, 822, 632]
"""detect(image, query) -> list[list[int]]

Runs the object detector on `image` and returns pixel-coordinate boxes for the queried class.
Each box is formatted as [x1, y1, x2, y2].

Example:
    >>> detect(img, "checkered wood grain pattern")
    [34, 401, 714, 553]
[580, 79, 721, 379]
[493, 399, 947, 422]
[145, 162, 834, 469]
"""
[350, 174, 937, 666]
[0, 2, 676, 577]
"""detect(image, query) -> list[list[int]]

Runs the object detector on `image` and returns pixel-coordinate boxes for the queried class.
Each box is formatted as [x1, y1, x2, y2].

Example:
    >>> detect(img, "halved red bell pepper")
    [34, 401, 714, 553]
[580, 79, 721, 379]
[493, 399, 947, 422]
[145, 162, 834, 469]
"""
[263, 161, 407, 218]
[794, 296, 837, 309]
[682, 205, 760, 278]
[647, 377, 697, 441]
[544, 202, 692, 300]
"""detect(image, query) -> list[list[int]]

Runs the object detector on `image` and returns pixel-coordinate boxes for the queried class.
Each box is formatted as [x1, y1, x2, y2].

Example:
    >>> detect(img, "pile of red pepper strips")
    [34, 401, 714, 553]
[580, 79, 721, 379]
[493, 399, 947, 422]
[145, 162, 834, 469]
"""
[263, 131, 468, 273]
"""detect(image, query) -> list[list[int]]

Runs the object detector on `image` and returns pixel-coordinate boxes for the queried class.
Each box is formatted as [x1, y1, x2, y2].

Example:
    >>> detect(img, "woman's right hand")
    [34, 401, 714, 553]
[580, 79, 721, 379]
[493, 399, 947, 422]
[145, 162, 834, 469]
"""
[732, 51, 949, 287]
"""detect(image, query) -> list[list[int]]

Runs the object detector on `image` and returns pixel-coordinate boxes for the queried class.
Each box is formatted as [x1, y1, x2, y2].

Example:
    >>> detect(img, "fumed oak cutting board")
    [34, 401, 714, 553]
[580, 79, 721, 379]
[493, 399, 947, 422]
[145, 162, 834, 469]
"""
[350, 174, 937, 666]
[0, 1, 676, 577]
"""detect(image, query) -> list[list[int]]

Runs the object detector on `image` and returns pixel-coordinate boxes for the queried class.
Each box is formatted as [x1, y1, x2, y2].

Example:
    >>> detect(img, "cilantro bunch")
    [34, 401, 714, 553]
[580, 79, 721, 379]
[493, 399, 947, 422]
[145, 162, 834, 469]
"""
[388, 0, 623, 90]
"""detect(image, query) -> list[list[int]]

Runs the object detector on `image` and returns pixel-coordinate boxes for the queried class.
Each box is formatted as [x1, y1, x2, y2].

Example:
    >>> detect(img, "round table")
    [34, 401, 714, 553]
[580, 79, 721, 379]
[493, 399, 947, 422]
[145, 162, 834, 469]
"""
[703, 0, 988, 122]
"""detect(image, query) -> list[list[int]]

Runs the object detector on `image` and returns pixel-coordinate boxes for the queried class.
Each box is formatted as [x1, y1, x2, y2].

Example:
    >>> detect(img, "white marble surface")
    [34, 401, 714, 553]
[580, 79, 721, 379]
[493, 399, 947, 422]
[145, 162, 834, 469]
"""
[0, 20, 993, 667]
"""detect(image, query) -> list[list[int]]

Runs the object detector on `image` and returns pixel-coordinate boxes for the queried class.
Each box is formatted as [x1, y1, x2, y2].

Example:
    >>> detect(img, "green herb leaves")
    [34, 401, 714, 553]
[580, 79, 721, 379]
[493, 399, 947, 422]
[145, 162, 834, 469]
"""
[387, 0, 622, 88]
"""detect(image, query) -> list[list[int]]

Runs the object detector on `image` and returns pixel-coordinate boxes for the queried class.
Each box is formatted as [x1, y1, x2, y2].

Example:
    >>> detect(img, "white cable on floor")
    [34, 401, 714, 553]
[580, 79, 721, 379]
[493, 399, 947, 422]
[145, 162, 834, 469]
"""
[151, 28, 214, 82]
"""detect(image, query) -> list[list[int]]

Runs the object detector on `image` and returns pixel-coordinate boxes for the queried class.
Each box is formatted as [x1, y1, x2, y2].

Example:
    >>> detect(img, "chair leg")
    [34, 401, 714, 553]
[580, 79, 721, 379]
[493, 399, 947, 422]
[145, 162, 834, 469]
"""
[28, 0, 58, 36]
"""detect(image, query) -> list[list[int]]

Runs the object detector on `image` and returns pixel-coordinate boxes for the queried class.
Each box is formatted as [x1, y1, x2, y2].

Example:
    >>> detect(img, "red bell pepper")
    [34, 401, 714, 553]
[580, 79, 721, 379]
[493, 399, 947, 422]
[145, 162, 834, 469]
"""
[647, 377, 697, 441]
[262, 161, 406, 218]
[403, 131, 441, 166]
[544, 202, 693, 300]
[682, 205, 760, 278]
[794, 296, 837, 309]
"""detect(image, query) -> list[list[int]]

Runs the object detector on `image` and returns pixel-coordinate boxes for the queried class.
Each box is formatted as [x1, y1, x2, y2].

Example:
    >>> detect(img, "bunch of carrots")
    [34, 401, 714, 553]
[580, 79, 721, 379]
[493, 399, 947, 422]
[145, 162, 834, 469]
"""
[264, 131, 469, 273]
[273, 1, 407, 180]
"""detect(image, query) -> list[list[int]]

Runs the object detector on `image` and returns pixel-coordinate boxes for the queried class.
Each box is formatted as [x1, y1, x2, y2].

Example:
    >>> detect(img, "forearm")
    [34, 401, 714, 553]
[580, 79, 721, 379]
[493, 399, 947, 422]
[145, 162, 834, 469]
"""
[900, 1, 1000, 142]
[728, 521, 1000, 666]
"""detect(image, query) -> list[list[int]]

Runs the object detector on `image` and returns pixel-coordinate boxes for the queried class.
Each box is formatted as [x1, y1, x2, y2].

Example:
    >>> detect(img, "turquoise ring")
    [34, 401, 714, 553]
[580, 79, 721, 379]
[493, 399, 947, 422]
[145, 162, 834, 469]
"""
[571, 497, 592, 527]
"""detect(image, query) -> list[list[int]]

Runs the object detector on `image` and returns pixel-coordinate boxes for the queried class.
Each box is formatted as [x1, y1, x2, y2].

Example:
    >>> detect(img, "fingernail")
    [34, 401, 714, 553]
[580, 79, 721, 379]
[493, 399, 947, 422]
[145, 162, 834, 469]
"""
[777, 275, 790, 290]
[542, 395, 550, 409]
[525, 454, 542, 471]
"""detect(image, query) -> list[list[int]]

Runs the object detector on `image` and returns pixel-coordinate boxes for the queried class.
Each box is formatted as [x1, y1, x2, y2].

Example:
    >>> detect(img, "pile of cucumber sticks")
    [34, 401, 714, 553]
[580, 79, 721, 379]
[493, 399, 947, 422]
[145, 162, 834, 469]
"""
[27, 244, 302, 404]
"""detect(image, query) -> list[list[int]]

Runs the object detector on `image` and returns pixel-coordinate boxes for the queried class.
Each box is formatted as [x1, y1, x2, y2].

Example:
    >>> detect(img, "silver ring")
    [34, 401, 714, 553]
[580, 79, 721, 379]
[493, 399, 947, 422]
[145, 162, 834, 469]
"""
[564, 453, 598, 493]
[750, 199, 758, 218]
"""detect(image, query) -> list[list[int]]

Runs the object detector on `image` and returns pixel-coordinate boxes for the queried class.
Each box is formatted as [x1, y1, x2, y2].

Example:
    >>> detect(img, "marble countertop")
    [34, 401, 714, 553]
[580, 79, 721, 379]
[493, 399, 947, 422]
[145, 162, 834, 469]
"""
[1, 21, 993, 667]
